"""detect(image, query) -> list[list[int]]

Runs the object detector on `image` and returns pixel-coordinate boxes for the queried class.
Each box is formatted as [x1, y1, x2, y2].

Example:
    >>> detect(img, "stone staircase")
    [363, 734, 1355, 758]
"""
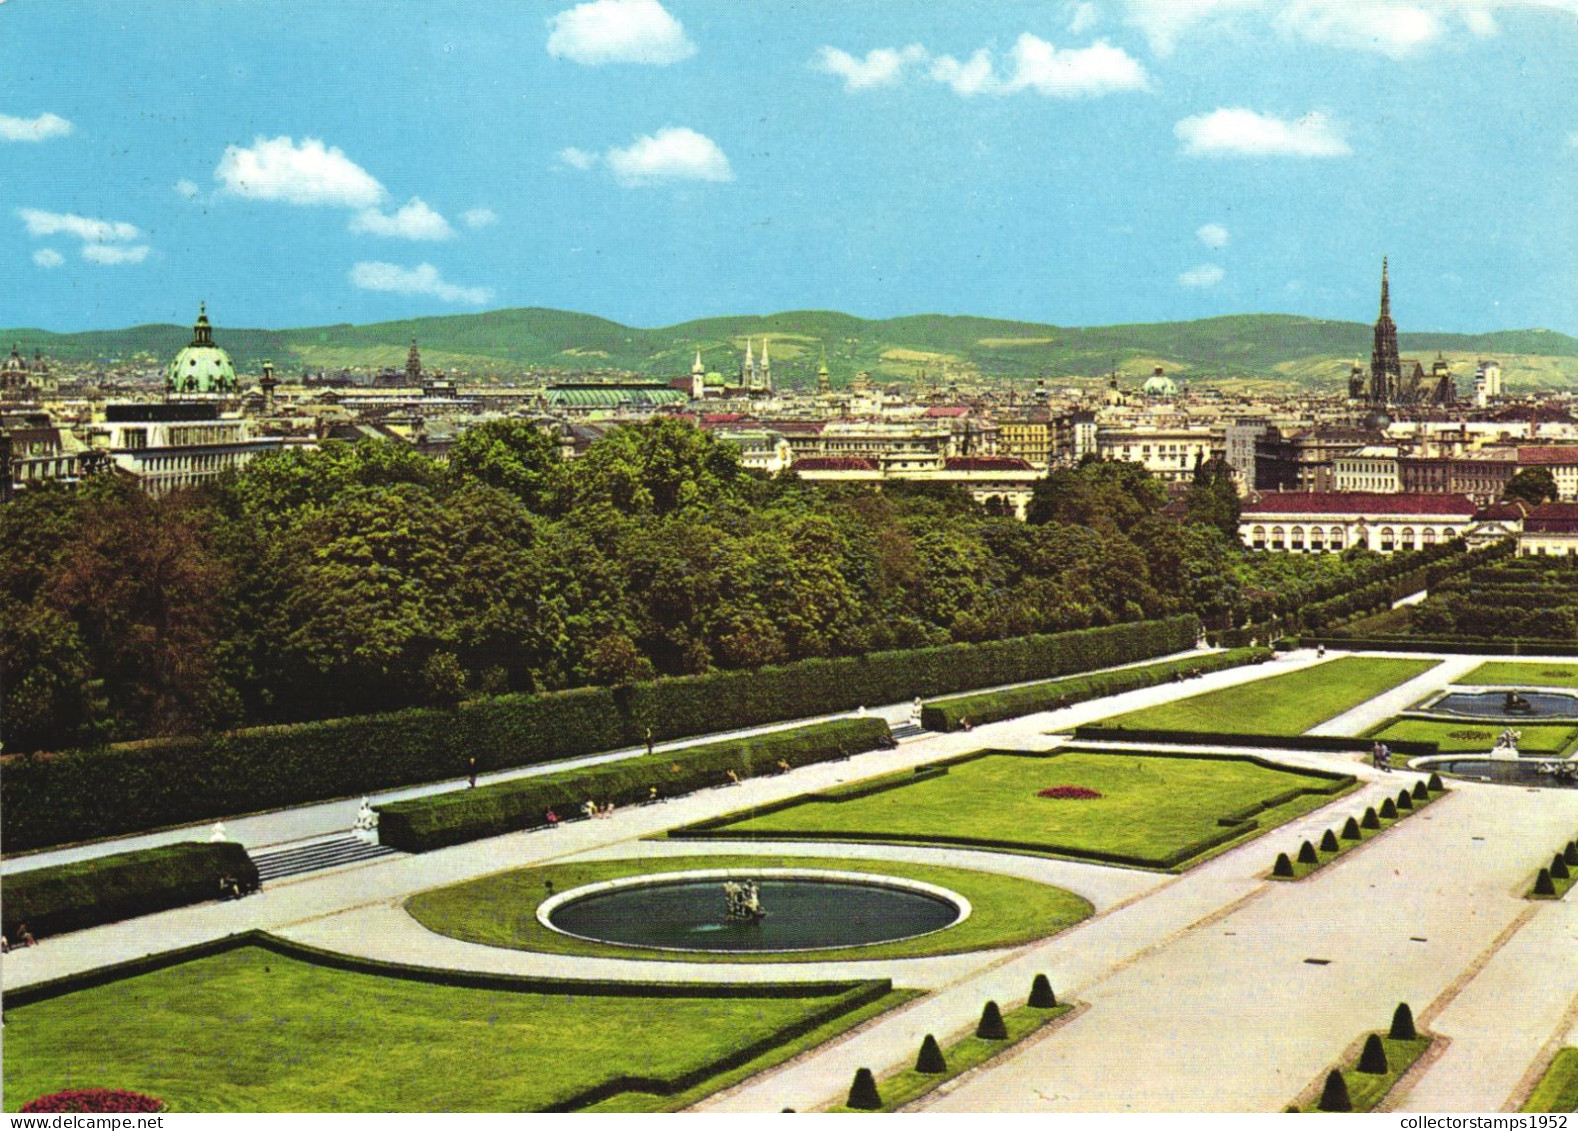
[889, 721, 929, 741]
[252, 835, 400, 883]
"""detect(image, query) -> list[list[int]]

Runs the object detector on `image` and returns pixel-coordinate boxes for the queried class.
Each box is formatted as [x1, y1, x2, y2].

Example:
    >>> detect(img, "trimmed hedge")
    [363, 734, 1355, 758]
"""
[2, 616, 1199, 853]
[1304, 635, 1578, 657]
[2, 841, 259, 939]
[377, 717, 892, 853]
[1070, 726, 1439, 757]
[920, 648, 1272, 732]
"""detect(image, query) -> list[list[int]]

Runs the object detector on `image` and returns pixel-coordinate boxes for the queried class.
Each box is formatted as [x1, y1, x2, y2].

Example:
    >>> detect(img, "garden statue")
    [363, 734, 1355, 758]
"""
[723, 879, 766, 921]
[352, 797, 379, 843]
[210, 820, 228, 843]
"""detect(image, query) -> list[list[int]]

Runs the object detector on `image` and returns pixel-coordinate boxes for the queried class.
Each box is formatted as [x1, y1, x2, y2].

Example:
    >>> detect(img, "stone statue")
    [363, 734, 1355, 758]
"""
[210, 820, 228, 843]
[352, 797, 379, 843]
[723, 879, 766, 921]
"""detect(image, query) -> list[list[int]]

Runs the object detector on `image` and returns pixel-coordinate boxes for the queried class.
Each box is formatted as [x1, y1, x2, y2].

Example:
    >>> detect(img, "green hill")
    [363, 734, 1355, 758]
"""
[7, 308, 1578, 393]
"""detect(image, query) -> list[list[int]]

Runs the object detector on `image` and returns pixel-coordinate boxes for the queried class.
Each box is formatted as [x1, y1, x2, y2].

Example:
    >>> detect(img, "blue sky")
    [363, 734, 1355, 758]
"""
[5, 0, 1578, 334]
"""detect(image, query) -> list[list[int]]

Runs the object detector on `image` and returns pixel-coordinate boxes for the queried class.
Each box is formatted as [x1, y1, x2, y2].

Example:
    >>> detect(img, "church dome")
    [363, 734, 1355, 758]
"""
[165, 303, 238, 395]
[3, 343, 27, 373]
[1142, 370, 1177, 398]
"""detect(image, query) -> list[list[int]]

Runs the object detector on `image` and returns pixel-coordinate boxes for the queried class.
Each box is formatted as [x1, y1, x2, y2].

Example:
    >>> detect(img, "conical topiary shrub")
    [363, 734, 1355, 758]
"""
[1396, 790, 1413, 811]
[1342, 816, 1362, 840]
[1412, 780, 1428, 801]
[1029, 974, 1057, 1009]
[1273, 852, 1295, 877]
[1317, 1069, 1353, 1112]
[916, 1034, 947, 1074]
[1390, 1002, 1417, 1041]
[1565, 841, 1578, 867]
[1363, 807, 1381, 830]
[976, 1000, 1008, 1040]
[1298, 840, 1319, 865]
[1358, 1033, 1389, 1074]
[1380, 798, 1398, 819]
[1535, 868, 1557, 896]
[1427, 772, 1443, 791]
[847, 1067, 882, 1110]
[1321, 829, 1340, 853]
[1552, 854, 1571, 881]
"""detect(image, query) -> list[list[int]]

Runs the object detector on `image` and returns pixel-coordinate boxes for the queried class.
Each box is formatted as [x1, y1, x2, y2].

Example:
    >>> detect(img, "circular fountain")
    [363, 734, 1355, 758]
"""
[1409, 686, 1578, 724]
[539, 868, 969, 954]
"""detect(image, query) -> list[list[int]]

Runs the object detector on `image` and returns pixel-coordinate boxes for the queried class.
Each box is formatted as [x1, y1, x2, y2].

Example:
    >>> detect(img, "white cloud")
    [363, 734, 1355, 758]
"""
[18, 208, 140, 242]
[174, 178, 200, 199]
[1122, 0, 1556, 59]
[905, 35, 1152, 98]
[813, 44, 926, 91]
[0, 111, 73, 142]
[556, 146, 599, 171]
[547, 0, 695, 65]
[349, 261, 493, 305]
[1178, 263, 1225, 287]
[215, 136, 385, 207]
[82, 243, 150, 265]
[350, 197, 455, 240]
[1196, 222, 1230, 248]
[1176, 108, 1351, 157]
[32, 248, 64, 268]
[461, 207, 498, 229]
[1070, 2, 1101, 34]
[605, 127, 733, 184]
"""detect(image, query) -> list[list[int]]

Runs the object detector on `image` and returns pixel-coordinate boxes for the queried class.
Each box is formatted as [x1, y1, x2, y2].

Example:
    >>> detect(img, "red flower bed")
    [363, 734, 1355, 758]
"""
[21, 1089, 166, 1113]
[1037, 785, 1103, 800]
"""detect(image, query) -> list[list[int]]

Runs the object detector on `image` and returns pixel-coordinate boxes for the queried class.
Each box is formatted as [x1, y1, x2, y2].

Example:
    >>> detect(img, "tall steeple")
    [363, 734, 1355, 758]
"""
[742, 339, 756, 390]
[816, 344, 832, 395]
[191, 302, 214, 348]
[759, 338, 771, 393]
[1369, 257, 1401, 406]
[406, 336, 423, 383]
[691, 348, 705, 376]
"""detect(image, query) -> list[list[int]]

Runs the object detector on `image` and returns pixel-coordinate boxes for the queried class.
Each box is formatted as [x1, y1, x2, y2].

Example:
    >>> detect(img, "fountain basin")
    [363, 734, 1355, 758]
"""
[1409, 686, 1578, 723]
[538, 868, 969, 954]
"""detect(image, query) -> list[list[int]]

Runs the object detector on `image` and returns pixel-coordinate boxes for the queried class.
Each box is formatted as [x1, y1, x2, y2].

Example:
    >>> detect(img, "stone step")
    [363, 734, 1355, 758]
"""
[890, 722, 928, 741]
[252, 836, 399, 882]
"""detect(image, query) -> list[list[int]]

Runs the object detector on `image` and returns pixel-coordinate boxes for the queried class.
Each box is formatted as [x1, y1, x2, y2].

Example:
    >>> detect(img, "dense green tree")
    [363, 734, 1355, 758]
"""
[1027, 459, 1167, 533]
[567, 417, 744, 516]
[1505, 466, 1559, 506]
[1186, 456, 1242, 539]
[445, 418, 564, 514]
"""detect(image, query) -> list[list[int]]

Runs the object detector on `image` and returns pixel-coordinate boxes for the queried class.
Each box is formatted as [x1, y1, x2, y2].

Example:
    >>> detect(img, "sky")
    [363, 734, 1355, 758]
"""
[4, 0, 1578, 334]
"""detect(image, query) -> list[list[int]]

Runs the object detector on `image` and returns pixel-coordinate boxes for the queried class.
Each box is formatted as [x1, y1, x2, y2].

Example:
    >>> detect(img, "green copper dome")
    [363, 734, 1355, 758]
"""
[166, 303, 238, 395]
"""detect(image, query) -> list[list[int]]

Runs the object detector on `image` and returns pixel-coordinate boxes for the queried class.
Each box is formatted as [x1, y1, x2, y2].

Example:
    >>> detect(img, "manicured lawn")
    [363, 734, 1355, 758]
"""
[1521, 1049, 1578, 1113]
[2, 945, 907, 1113]
[692, 750, 1353, 870]
[1463, 662, 1578, 688]
[406, 853, 1093, 963]
[1097, 657, 1438, 736]
[1368, 718, 1578, 756]
[1312, 1036, 1432, 1112]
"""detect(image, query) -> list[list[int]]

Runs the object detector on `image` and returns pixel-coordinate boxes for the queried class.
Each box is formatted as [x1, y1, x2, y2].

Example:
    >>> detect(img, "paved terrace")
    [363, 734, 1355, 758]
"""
[5, 648, 1576, 1113]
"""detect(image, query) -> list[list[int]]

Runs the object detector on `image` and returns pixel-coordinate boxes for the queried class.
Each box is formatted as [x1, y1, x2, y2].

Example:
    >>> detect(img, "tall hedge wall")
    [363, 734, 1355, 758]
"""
[2, 616, 1198, 853]
[2, 841, 259, 939]
[377, 716, 892, 852]
[920, 648, 1271, 732]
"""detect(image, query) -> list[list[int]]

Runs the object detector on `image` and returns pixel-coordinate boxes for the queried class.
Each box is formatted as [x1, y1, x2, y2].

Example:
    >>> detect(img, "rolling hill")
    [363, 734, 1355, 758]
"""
[7, 308, 1578, 394]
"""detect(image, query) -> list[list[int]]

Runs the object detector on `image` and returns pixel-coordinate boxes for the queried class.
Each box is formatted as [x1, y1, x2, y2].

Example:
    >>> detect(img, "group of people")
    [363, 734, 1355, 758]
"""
[1371, 742, 1393, 772]
[1, 923, 38, 952]
[1170, 667, 1210, 683]
[581, 799, 616, 820]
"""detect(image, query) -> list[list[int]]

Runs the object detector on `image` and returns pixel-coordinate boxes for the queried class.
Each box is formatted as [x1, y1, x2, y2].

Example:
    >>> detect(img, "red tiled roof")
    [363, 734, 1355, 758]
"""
[943, 456, 1034, 471]
[1518, 446, 1578, 466]
[924, 406, 971, 417]
[701, 413, 749, 425]
[1474, 501, 1529, 521]
[791, 456, 877, 472]
[1243, 492, 1476, 517]
[1525, 502, 1578, 533]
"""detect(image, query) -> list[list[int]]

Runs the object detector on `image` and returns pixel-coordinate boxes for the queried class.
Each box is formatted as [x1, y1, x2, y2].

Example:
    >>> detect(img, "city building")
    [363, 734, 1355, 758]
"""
[1518, 502, 1578, 556]
[1240, 492, 1477, 553]
[87, 403, 281, 495]
[1098, 426, 1216, 483]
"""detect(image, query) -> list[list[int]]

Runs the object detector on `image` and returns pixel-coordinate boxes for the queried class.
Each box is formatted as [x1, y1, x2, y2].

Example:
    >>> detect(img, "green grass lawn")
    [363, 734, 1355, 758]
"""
[1269, 785, 1442, 880]
[2, 945, 908, 1113]
[1367, 718, 1578, 756]
[406, 853, 1093, 963]
[1096, 657, 1438, 736]
[1315, 1037, 1433, 1112]
[692, 750, 1352, 870]
[1521, 1049, 1578, 1113]
[1462, 662, 1578, 688]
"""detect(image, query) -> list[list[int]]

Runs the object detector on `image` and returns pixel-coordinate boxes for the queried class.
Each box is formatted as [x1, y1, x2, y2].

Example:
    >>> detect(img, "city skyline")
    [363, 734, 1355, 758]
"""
[6, 1, 1578, 335]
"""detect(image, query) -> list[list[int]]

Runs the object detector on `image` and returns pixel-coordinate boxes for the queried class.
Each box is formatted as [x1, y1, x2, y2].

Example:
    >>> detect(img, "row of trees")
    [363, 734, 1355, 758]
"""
[1, 417, 1316, 753]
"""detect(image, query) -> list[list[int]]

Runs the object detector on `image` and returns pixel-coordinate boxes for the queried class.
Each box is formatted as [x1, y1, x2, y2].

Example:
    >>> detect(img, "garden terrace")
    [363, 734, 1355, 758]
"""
[405, 854, 1094, 963]
[1365, 718, 1578, 758]
[672, 749, 1356, 871]
[1093, 657, 1439, 736]
[1, 934, 909, 1114]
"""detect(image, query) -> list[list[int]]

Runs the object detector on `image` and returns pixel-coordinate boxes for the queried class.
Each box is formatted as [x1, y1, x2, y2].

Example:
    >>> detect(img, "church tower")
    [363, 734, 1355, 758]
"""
[1369, 258, 1402, 405]
[690, 348, 706, 399]
[405, 337, 423, 384]
[816, 345, 832, 395]
[741, 339, 756, 391]
[759, 338, 772, 394]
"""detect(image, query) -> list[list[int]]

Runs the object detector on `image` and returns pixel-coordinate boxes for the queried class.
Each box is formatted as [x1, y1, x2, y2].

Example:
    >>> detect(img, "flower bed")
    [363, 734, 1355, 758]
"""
[21, 1089, 166, 1113]
[1036, 786, 1103, 800]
